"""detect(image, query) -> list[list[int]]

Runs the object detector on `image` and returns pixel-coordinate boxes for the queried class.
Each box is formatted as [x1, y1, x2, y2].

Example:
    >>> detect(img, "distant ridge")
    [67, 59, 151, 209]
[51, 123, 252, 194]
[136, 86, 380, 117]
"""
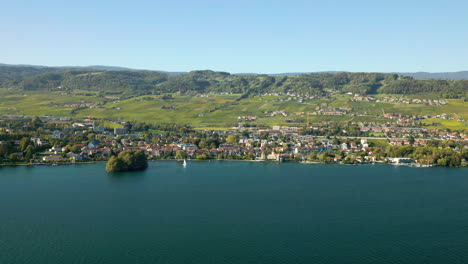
[237, 71, 342, 76]
[1, 65, 466, 99]
[395, 71, 468, 80]
[0, 63, 184, 75]
[0, 63, 467, 80]
[244, 71, 468, 80]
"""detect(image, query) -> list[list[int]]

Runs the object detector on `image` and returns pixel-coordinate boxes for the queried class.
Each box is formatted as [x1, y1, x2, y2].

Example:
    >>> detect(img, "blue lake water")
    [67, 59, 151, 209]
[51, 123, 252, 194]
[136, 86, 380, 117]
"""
[1, 161, 467, 264]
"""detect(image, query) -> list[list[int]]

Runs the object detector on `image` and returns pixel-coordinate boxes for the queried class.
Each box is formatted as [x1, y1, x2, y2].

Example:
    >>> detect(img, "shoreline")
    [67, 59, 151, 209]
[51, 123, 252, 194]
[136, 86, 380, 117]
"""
[0, 159, 457, 168]
[0, 161, 107, 167]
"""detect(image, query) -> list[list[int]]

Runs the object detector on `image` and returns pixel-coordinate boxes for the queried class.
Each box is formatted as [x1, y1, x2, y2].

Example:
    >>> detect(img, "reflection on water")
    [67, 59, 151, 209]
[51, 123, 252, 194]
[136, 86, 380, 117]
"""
[106, 170, 146, 182]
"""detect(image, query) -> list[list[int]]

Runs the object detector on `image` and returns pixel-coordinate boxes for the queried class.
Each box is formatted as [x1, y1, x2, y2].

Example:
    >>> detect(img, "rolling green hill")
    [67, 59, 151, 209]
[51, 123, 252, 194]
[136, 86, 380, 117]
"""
[1, 66, 467, 99]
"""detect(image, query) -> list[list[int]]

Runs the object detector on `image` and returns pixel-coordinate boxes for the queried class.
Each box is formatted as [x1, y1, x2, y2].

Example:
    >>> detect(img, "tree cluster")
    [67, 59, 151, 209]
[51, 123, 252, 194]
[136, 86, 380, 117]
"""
[105, 150, 148, 172]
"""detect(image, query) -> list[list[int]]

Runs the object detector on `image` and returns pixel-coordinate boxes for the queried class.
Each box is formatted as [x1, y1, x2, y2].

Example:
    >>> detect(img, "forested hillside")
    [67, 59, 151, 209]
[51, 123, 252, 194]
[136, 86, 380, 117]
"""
[0, 66, 58, 86]
[0, 66, 466, 99]
[397, 71, 468, 80]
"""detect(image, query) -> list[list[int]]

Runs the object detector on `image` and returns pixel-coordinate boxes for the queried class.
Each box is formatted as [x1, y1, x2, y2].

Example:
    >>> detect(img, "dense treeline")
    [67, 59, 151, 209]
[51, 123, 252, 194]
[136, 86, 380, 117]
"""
[384, 145, 468, 167]
[377, 77, 468, 98]
[1, 66, 467, 98]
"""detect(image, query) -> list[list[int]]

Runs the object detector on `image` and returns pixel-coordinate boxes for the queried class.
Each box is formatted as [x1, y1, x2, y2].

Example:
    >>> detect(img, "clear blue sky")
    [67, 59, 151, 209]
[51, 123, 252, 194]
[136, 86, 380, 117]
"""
[1, 0, 467, 73]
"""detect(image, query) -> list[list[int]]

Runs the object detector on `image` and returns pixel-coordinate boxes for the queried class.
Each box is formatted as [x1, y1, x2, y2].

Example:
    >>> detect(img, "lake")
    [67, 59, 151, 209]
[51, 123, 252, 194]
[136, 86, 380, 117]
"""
[1, 161, 467, 264]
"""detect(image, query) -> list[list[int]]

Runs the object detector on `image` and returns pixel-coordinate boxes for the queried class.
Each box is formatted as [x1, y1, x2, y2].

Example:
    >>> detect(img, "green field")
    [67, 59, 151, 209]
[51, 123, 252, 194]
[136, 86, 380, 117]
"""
[421, 118, 467, 130]
[0, 90, 466, 130]
[367, 139, 390, 147]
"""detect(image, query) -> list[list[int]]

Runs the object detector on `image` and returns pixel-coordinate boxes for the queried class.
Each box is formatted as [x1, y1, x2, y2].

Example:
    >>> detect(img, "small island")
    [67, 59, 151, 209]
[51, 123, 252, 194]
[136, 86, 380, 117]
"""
[105, 150, 148, 172]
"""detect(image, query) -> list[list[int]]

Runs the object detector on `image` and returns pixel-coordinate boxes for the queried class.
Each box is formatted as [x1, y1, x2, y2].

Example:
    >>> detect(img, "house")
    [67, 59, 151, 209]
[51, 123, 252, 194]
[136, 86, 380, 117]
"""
[361, 139, 369, 148]
[114, 128, 127, 136]
[93, 125, 105, 132]
[294, 147, 300, 155]
[179, 143, 198, 151]
[88, 140, 101, 148]
[32, 137, 49, 146]
[267, 150, 281, 161]
[49, 145, 62, 153]
[387, 157, 413, 164]
[100, 148, 112, 158]
[51, 130, 63, 139]
[146, 146, 161, 157]
[72, 122, 89, 128]
[333, 156, 343, 162]
[313, 146, 333, 152]
[390, 138, 404, 146]
[127, 134, 142, 139]
[43, 155, 63, 161]
[67, 153, 84, 161]
[414, 139, 428, 147]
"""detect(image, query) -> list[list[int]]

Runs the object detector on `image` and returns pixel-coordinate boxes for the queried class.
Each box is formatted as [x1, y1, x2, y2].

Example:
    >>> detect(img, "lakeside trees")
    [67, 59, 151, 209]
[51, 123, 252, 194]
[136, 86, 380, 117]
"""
[384, 145, 468, 167]
[105, 150, 148, 172]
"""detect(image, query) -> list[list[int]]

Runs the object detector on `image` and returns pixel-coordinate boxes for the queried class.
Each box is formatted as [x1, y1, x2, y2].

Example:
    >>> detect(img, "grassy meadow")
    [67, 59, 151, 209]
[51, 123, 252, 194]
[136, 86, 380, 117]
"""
[420, 118, 467, 130]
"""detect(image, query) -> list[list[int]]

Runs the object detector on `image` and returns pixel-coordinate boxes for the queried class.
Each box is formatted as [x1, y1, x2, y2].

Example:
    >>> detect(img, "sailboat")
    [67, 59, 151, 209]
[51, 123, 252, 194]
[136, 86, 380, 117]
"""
[183, 159, 187, 167]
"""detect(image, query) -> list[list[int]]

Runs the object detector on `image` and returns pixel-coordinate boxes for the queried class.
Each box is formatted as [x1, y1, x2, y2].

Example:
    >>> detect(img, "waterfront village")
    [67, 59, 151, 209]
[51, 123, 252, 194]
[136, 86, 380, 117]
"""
[0, 114, 467, 167]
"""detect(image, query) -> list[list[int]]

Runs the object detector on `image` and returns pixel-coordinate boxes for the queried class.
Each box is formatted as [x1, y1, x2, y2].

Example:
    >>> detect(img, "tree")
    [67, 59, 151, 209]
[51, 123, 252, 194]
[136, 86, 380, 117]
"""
[244, 152, 255, 160]
[20, 137, 31, 152]
[31, 116, 42, 128]
[71, 145, 81, 154]
[9, 153, 18, 162]
[196, 153, 208, 160]
[319, 151, 334, 163]
[87, 133, 96, 141]
[24, 145, 35, 162]
[437, 158, 448, 166]
[106, 156, 124, 172]
[226, 134, 238, 144]
[175, 150, 186, 160]
[0, 144, 9, 158]
[309, 152, 317, 160]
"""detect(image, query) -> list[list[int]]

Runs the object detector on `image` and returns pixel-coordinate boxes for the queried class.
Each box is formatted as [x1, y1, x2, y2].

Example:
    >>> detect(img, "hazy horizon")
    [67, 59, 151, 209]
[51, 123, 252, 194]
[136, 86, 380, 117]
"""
[1, 62, 467, 75]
